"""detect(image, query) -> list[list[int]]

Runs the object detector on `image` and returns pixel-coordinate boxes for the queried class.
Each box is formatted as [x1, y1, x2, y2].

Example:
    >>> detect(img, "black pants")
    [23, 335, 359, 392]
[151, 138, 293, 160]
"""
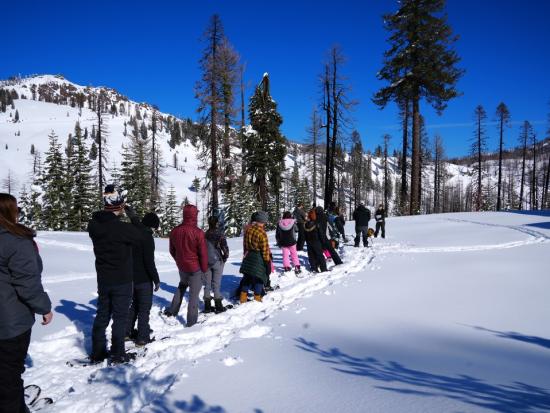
[92, 282, 133, 359]
[375, 222, 385, 238]
[126, 282, 153, 342]
[355, 225, 369, 247]
[296, 223, 305, 251]
[0, 329, 31, 413]
[306, 242, 327, 272]
[323, 241, 343, 265]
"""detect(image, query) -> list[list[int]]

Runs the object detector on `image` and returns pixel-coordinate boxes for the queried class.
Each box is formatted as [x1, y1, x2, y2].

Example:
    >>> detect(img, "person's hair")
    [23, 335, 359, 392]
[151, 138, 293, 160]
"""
[282, 211, 292, 219]
[208, 215, 219, 229]
[307, 209, 317, 221]
[334, 206, 340, 215]
[0, 193, 34, 239]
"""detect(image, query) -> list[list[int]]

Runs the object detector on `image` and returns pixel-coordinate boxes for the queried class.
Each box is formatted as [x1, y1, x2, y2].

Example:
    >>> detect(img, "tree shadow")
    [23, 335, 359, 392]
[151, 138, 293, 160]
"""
[504, 210, 550, 218]
[295, 337, 550, 413]
[525, 221, 550, 230]
[470, 325, 550, 350]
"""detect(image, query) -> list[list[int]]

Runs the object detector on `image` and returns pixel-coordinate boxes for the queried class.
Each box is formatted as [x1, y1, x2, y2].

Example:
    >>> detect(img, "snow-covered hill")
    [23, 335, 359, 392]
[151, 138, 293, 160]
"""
[22, 211, 550, 412]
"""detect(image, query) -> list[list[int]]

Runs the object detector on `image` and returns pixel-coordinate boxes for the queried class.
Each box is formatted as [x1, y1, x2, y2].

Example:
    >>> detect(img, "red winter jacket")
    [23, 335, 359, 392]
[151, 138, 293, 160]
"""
[169, 205, 208, 273]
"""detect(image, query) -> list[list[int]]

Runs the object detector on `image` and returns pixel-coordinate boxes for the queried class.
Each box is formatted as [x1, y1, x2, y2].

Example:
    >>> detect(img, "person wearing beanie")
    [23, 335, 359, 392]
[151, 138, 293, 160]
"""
[164, 204, 208, 327]
[125, 208, 161, 346]
[203, 216, 229, 314]
[239, 211, 272, 303]
[87, 185, 142, 364]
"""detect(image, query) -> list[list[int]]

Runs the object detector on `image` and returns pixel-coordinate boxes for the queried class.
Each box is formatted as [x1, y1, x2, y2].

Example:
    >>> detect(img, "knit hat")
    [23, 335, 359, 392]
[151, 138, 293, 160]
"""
[255, 211, 268, 224]
[142, 212, 160, 229]
[103, 184, 127, 212]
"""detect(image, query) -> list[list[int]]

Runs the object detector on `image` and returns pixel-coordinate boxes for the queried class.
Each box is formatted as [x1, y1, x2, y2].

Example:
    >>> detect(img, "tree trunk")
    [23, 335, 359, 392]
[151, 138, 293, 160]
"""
[496, 115, 504, 211]
[532, 137, 537, 210]
[409, 97, 421, 215]
[210, 21, 219, 212]
[542, 152, 550, 209]
[323, 66, 331, 208]
[97, 101, 103, 197]
[477, 114, 482, 211]
[401, 99, 409, 215]
[519, 129, 527, 210]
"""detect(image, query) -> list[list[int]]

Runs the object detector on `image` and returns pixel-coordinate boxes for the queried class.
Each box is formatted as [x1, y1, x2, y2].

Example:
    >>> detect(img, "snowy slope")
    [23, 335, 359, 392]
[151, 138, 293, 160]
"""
[22, 211, 550, 412]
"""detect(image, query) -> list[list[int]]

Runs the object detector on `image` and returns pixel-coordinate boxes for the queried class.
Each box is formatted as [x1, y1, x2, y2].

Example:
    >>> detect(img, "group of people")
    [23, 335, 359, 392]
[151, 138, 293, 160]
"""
[0, 184, 389, 412]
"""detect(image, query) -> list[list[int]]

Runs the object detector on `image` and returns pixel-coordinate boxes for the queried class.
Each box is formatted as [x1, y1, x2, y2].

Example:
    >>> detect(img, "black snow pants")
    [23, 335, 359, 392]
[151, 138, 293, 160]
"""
[126, 281, 153, 342]
[375, 222, 386, 238]
[306, 242, 328, 272]
[0, 329, 31, 413]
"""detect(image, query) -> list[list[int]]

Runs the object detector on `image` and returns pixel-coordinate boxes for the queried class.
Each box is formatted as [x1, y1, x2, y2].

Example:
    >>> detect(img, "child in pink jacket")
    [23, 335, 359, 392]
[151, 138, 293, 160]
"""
[275, 211, 301, 275]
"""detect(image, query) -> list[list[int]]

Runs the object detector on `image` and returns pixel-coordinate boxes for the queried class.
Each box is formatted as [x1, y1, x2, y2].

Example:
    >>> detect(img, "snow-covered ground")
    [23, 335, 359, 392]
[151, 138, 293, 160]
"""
[25, 211, 550, 412]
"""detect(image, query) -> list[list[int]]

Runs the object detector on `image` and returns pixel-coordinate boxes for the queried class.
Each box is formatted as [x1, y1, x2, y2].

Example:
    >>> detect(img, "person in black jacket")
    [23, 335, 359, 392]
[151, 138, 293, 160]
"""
[292, 203, 306, 251]
[125, 209, 160, 346]
[374, 204, 386, 238]
[353, 202, 371, 247]
[0, 193, 52, 413]
[88, 185, 141, 364]
[314, 206, 343, 265]
[303, 209, 328, 273]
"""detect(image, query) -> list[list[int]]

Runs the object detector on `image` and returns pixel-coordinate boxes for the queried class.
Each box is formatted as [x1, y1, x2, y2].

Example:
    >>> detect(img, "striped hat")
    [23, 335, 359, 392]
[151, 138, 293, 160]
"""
[103, 185, 127, 212]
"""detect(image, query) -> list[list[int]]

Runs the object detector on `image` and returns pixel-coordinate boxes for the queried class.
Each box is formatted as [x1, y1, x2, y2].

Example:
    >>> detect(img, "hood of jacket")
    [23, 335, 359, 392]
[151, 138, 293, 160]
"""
[278, 218, 295, 231]
[182, 205, 198, 226]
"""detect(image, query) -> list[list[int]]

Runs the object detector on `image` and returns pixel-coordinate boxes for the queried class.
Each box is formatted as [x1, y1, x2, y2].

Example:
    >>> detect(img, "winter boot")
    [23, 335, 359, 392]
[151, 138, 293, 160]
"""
[284, 266, 291, 272]
[294, 266, 302, 275]
[239, 291, 248, 304]
[254, 294, 262, 302]
[203, 297, 213, 313]
[214, 298, 226, 313]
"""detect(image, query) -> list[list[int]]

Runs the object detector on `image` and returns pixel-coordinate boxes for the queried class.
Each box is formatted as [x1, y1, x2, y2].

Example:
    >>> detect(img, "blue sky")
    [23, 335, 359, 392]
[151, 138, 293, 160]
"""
[4, 0, 550, 157]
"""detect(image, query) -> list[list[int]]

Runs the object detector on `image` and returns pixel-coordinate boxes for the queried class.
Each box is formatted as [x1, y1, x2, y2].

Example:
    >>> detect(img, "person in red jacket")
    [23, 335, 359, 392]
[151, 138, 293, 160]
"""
[164, 204, 208, 327]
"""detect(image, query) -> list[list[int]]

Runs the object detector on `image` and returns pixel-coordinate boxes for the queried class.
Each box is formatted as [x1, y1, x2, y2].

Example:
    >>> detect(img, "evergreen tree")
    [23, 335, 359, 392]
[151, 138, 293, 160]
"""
[518, 121, 532, 210]
[68, 121, 95, 230]
[374, 0, 463, 214]
[471, 105, 487, 211]
[224, 179, 259, 237]
[121, 121, 152, 216]
[18, 185, 33, 227]
[161, 185, 179, 236]
[42, 131, 66, 230]
[495, 103, 510, 211]
[243, 74, 286, 210]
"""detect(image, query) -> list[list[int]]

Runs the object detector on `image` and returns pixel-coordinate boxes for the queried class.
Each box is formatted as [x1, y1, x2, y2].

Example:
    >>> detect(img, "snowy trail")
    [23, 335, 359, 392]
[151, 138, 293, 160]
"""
[24, 243, 374, 413]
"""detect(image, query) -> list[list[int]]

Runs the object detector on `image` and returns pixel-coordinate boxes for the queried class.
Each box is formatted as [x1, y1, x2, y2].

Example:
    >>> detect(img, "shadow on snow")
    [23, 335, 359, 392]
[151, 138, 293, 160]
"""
[294, 337, 550, 413]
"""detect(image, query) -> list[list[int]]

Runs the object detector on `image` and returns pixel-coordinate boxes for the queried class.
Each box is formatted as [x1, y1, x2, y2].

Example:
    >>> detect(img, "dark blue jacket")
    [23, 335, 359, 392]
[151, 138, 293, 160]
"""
[0, 226, 51, 340]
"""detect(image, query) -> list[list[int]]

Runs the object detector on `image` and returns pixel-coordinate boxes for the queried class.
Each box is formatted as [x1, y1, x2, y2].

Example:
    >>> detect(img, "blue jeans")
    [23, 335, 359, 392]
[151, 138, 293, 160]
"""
[240, 274, 264, 295]
[92, 282, 133, 359]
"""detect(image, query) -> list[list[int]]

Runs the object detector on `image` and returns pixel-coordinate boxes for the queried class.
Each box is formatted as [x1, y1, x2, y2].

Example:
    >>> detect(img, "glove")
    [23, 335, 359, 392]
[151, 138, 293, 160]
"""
[154, 282, 160, 292]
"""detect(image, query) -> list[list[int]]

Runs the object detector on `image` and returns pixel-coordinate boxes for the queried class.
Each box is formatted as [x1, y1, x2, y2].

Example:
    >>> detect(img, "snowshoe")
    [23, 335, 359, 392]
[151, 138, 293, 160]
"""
[24, 384, 41, 406]
[30, 397, 53, 411]
[109, 351, 138, 365]
[66, 357, 104, 368]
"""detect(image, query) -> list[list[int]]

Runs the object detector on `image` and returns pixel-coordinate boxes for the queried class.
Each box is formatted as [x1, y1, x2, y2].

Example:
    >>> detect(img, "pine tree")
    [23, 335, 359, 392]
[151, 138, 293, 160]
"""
[224, 179, 259, 237]
[161, 185, 179, 236]
[121, 121, 152, 216]
[14, 109, 19, 123]
[518, 121, 533, 210]
[382, 134, 391, 212]
[243, 74, 286, 210]
[374, 0, 463, 215]
[471, 105, 487, 211]
[495, 103, 510, 211]
[18, 185, 33, 227]
[42, 131, 66, 230]
[67, 121, 95, 230]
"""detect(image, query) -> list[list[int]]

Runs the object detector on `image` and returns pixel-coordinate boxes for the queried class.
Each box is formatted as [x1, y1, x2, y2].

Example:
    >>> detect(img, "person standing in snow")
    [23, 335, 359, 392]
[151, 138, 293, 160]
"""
[353, 202, 371, 247]
[333, 206, 348, 243]
[304, 209, 328, 273]
[374, 204, 386, 239]
[276, 211, 301, 275]
[292, 203, 307, 251]
[203, 215, 229, 314]
[314, 206, 343, 265]
[164, 204, 208, 327]
[239, 211, 272, 303]
[125, 209, 161, 346]
[0, 194, 52, 413]
[88, 185, 142, 364]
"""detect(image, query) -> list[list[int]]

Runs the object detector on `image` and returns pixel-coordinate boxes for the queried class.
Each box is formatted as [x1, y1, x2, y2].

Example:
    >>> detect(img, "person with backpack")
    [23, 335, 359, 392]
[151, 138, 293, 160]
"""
[0, 194, 52, 413]
[88, 185, 142, 364]
[303, 209, 328, 273]
[203, 215, 229, 314]
[125, 209, 161, 346]
[353, 202, 371, 248]
[374, 204, 386, 238]
[314, 206, 343, 265]
[292, 203, 306, 251]
[276, 211, 301, 275]
[239, 211, 271, 303]
[164, 204, 208, 327]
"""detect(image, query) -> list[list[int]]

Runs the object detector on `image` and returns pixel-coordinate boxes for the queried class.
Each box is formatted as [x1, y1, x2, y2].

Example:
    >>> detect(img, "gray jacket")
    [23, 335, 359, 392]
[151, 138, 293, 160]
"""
[0, 226, 52, 340]
[293, 207, 306, 224]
